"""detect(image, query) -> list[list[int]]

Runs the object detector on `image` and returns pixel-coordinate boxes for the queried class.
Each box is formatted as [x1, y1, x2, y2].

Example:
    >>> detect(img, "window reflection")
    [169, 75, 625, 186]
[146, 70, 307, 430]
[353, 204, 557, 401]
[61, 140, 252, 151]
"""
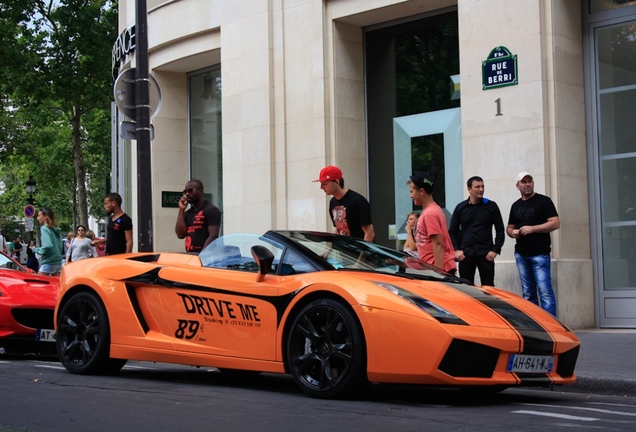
[189, 67, 223, 228]
[590, 0, 636, 14]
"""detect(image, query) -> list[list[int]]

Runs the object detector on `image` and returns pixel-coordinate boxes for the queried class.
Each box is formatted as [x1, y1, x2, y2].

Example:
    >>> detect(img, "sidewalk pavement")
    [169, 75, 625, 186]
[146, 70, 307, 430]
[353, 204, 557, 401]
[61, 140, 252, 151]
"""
[562, 330, 636, 397]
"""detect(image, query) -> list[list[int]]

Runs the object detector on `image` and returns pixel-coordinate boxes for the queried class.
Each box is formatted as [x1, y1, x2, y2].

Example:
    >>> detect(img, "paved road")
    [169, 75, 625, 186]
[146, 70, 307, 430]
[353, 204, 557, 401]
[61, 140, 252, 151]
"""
[1, 358, 635, 432]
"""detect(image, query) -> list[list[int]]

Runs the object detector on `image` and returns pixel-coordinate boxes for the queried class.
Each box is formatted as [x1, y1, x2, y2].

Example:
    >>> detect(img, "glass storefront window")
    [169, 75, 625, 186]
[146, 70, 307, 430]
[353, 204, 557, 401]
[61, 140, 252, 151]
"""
[597, 22, 636, 90]
[189, 67, 223, 226]
[599, 89, 636, 155]
[596, 22, 636, 290]
[590, 0, 636, 14]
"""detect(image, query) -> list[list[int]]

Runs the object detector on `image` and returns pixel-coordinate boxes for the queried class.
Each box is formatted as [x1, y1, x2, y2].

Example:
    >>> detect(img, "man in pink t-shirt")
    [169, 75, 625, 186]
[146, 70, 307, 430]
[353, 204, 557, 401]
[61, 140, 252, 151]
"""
[407, 172, 456, 274]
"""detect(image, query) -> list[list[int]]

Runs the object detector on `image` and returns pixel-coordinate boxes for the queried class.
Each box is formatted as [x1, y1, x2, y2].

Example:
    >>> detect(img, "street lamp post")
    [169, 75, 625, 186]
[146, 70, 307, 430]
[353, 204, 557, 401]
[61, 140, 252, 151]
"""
[25, 175, 37, 245]
[26, 175, 36, 205]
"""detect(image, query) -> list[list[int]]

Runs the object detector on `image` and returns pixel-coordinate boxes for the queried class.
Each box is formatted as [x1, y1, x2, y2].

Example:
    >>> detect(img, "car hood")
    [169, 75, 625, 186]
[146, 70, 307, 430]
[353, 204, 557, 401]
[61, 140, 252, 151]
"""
[340, 271, 570, 333]
[0, 270, 59, 303]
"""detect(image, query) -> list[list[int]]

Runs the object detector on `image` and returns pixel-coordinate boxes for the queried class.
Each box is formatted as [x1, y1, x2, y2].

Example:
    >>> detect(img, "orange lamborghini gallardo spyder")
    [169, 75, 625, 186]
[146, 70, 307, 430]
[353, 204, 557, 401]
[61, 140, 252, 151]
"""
[55, 231, 579, 399]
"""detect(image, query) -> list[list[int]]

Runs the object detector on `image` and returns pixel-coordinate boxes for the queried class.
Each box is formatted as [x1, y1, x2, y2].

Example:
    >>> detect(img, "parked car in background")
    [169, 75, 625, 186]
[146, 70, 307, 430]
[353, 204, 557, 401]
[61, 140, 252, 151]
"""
[0, 251, 59, 356]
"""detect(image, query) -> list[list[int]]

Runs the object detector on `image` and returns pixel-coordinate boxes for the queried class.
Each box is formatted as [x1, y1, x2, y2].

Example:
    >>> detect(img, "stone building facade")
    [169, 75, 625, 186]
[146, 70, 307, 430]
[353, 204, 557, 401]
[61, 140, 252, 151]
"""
[113, 0, 636, 329]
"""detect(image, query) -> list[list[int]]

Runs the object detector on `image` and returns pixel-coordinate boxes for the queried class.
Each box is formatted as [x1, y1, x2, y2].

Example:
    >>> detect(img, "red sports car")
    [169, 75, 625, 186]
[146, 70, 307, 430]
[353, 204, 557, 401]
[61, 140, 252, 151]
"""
[0, 251, 59, 355]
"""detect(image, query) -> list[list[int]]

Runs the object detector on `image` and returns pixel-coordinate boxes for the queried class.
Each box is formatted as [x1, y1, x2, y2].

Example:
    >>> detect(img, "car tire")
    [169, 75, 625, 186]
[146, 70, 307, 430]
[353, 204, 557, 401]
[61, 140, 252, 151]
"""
[285, 298, 366, 399]
[56, 291, 126, 375]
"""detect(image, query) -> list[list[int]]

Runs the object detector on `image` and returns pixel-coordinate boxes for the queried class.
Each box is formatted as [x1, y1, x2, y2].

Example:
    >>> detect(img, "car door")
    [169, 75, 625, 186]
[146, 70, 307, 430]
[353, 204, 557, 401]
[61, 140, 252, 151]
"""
[156, 234, 283, 361]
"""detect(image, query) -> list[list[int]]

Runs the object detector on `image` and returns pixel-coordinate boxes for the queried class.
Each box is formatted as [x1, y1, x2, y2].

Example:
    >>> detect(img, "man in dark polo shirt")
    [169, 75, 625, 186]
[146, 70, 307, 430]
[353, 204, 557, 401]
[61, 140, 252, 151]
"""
[449, 176, 505, 286]
[175, 179, 222, 253]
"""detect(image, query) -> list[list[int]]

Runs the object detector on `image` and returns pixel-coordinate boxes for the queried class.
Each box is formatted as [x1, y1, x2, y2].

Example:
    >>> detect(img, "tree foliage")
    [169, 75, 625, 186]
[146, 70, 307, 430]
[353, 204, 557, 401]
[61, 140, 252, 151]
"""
[0, 0, 117, 234]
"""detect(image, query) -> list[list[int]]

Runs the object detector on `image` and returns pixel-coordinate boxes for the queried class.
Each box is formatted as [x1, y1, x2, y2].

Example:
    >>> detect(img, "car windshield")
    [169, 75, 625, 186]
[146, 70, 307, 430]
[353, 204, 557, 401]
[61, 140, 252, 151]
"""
[199, 233, 284, 273]
[198, 230, 454, 280]
[0, 252, 25, 271]
[275, 231, 451, 278]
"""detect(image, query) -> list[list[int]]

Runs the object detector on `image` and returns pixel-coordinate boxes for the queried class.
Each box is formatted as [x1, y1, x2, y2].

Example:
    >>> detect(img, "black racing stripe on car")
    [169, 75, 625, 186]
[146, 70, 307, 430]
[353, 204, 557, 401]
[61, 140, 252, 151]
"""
[516, 373, 552, 387]
[443, 282, 554, 355]
[122, 270, 301, 326]
[125, 285, 150, 333]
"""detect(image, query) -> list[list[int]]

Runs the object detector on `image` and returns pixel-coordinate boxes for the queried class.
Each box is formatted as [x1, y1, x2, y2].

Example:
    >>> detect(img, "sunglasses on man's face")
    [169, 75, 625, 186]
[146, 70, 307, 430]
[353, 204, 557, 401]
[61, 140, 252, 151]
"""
[183, 188, 200, 195]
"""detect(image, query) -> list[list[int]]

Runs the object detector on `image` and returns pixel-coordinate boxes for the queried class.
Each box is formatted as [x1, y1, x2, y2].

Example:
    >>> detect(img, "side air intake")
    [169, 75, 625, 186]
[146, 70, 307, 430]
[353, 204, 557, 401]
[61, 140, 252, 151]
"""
[438, 339, 500, 378]
[556, 345, 580, 378]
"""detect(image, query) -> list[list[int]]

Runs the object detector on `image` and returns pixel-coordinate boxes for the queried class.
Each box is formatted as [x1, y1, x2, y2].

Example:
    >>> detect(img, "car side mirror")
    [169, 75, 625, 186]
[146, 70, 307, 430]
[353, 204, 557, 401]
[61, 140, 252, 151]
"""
[251, 245, 274, 282]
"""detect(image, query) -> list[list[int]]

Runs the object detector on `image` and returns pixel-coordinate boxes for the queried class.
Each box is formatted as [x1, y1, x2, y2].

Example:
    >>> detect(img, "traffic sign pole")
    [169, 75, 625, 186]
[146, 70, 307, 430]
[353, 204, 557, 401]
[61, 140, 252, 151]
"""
[136, 0, 153, 253]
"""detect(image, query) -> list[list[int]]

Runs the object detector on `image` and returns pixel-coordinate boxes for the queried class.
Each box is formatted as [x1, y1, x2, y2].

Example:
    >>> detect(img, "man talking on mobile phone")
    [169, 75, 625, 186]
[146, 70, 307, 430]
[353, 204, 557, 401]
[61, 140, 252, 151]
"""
[175, 179, 222, 253]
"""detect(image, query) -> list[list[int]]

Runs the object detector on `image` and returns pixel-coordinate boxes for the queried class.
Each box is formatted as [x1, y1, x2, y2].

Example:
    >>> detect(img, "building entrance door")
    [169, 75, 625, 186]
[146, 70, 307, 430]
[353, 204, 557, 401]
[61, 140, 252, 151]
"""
[590, 17, 636, 327]
[365, 10, 459, 248]
[392, 108, 463, 244]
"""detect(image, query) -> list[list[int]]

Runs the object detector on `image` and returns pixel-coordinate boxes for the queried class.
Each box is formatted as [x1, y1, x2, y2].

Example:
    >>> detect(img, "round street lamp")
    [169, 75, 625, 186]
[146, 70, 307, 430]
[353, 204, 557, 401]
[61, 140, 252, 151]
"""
[26, 175, 36, 205]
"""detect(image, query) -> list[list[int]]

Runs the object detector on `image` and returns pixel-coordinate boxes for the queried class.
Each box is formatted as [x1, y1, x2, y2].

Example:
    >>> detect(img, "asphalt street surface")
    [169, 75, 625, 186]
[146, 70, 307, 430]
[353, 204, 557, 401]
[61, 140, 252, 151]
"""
[1, 330, 635, 431]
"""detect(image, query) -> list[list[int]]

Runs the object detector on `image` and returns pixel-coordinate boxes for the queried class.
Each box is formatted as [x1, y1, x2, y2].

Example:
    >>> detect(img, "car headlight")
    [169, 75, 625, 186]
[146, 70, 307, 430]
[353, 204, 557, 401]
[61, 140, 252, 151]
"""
[373, 281, 467, 325]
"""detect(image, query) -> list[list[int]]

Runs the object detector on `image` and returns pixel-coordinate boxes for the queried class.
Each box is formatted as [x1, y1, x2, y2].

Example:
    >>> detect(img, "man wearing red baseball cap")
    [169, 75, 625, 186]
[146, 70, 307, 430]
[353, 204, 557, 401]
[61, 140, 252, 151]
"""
[314, 165, 375, 241]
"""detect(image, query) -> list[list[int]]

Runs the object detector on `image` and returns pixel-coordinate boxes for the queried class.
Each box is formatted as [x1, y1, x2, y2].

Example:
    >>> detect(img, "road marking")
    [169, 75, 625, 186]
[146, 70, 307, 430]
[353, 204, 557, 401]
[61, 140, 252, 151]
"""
[511, 410, 599, 421]
[586, 402, 636, 408]
[551, 423, 609, 429]
[33, 364, 65, 370]
[520, 402, 636, 417]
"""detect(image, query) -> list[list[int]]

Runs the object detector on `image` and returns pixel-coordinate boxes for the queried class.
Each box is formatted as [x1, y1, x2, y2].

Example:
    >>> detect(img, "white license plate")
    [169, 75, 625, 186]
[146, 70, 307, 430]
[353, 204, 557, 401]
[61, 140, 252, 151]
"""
[35, 329, 56, 342]
[507, 354, 554, 373]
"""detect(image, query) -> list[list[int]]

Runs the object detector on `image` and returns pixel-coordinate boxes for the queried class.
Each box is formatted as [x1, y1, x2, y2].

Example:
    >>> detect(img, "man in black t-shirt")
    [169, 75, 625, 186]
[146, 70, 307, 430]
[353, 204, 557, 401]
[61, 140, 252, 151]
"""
[506, 172, 560, 316]
[93, 193, 133, 255]
[175, 179, 222, 253]
[314, 165, 374, 241]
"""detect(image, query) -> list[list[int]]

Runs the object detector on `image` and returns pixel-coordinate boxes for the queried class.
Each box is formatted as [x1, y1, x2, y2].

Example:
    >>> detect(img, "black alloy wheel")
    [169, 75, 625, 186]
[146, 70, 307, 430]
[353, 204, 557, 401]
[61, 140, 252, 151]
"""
[286, 298, 366, 399]
[56, 292, 126, 374]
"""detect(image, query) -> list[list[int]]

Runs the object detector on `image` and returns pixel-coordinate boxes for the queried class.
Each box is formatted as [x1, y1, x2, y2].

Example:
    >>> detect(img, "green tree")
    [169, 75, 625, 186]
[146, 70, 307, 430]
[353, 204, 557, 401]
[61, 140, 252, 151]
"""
[0, 0, 117, 227]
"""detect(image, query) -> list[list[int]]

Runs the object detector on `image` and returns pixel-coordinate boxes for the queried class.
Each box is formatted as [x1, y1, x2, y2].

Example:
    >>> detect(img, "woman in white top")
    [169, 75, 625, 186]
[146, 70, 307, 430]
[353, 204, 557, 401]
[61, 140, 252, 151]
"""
[66, 225, 98, 263]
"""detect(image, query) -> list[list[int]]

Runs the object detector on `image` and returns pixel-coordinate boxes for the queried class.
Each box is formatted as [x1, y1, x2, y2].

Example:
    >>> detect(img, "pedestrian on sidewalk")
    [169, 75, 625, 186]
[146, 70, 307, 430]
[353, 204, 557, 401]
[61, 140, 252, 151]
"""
[92, 193, 133, 255]
[30, 207, 63, 276]
[407, 172, 456, 274]
[175, 179, 221, 253]
[449, 176, 505, 286]
[314, 165, 375, 242]
[66, 225, 98, 263]
[506, 172, 560, 316]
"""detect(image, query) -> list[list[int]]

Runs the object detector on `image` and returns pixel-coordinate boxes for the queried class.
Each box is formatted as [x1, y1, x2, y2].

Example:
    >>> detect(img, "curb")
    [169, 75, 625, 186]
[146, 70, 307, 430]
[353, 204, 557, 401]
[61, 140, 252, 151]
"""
[562, 375, 636, 397]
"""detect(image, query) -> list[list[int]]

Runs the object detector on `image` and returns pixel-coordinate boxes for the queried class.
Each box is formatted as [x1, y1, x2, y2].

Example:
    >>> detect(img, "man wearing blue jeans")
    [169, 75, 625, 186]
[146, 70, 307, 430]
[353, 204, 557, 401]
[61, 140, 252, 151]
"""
[506, 172, 560, 316]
